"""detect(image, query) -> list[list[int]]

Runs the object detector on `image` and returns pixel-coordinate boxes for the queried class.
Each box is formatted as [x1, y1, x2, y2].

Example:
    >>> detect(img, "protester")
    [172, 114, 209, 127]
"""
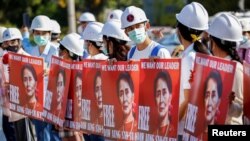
[207, 13, 243, 124]
[58, 33, 84, 141]
[175, 2, 210, 140]
[102, 20, 131, 61]
[238, 18, 250, 63]
[121, 6, 171, 60]
[2, 27, 36, 141]
[50, 19, 62, 50]
[77, 12, 96, 35]
[82, 22, 108, 60]
[29, 15, 61, 141]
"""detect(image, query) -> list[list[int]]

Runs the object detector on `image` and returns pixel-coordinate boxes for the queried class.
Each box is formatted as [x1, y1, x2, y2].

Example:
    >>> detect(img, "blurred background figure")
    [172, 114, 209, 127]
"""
[77, 12, 96, 59]
[106, 9, 123, 22]
[0, 27, 7, 57]
[50, 19, 62, 50]
[238, 17, 250, 63]
[0, 26, 7, 141]
[77, 12, 96, 35]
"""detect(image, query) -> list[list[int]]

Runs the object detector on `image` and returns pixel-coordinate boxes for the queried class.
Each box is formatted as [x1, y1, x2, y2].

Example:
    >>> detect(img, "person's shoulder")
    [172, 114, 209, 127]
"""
[152, 42, 171, 58]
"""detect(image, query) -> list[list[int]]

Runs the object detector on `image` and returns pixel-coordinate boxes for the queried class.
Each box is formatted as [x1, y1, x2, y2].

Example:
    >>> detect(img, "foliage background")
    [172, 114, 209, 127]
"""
[0, 0, 250, 34]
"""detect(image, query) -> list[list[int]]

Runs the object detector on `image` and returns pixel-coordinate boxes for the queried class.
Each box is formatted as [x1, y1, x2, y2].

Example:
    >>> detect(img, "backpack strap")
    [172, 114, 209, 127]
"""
[150, 44, 163, 57]
[128, 46, 136, 59]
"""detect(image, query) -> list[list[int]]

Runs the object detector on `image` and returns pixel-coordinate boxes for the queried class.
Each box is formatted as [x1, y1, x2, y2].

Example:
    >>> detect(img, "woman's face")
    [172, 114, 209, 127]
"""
[118, 79, 134, 116]
[95, 76, 103, 110]
[23, 68, 37, 97]
[56, 73, 65, 103]
[155, 78, 171, 118]
[75, 77, 82, 107]
[204, 78, 220, 124]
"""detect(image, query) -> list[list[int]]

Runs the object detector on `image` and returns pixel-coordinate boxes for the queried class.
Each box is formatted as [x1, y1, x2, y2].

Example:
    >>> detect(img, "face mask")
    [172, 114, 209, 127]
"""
[241, 36, 248, 44]
[6, 46, 19, 53]
[34, 35, 50, 46]
[128, 27, 147, 44]
[100, 46, 108, 55]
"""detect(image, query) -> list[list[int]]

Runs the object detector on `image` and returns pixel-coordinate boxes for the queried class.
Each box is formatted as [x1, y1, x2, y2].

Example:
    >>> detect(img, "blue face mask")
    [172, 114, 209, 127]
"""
[241, 36, 248, 44]
[128, 27, 147, 44]
[34, 35, 50, 46]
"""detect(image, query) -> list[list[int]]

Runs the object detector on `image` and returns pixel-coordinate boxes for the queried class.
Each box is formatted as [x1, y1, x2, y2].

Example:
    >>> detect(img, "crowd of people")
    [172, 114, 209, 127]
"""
[0, 1, 249, 141]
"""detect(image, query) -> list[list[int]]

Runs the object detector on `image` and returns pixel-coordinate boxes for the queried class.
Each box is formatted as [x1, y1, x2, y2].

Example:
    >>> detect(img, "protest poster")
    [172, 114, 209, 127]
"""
[81, 60, 104, 135]
[138, 58, 180, 141]
[64, 61, 83, 131]
[43, 56, 71, 127]
[183, 53, 236, 141]
[102, 61, 140, 140]
[243, 61, 250, 125]
[8, 52, 44, 120]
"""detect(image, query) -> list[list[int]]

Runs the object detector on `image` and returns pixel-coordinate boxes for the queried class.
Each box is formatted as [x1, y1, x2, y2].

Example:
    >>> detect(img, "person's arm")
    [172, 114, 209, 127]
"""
[179, 53, 195, 121]
[228, 63, 243, 118]
[21, 26, 34, 54]
[179, 89, 189, 121]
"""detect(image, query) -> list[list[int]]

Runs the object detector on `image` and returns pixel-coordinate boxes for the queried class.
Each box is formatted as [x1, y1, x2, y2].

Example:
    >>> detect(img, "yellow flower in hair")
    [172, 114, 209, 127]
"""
[191, 34, 201, 42]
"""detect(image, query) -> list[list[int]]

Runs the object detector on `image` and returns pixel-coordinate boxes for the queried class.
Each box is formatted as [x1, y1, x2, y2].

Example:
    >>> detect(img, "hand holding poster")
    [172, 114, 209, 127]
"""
[81, 60, 104, 135]
[102, 61, 139, 140]
[243, 62, 250, 125]
[183, 53, 236, 141]
[139, 58, 181, 141]
[44, 56, 71, 127]
[8, 52, 44, 120]
[64, 61, 83, 131]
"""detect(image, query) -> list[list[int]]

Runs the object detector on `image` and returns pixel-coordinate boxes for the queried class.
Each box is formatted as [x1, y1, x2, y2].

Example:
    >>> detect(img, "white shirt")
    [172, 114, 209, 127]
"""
[224, 56, 243, 125]
[127, 41, 171, 60]
[87, 53, 108, 60]
[178, 43, 196, 135]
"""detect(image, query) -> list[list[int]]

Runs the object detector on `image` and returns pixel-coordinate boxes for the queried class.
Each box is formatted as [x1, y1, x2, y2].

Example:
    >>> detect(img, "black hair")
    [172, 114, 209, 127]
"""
[51, 33, 60, 41]
[88, 40, 105, 54]
[154, 71, 172, 96]
[210, 36, 242, 64]
[93, 71, 101, 93]
[116, 72, 134, 96]
[203, 70, 223, 98]
[59, 44, 82, 61]
[176, 21, 210, 55]
[103, 35, 129, 61]
[21, 63, 37, 82]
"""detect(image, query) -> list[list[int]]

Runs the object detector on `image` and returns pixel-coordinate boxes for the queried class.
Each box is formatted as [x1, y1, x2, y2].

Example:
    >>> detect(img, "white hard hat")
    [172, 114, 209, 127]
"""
[176, 2, 209, 30]
[31, 15, 52, 31]
[0, 26, 7, 43]
[2, 28, 23, 42]
[208, 13, 243, 42]
[79, 12, 96, 22]
[107, 9, 123, 21]
[239, 18, 250, 32]
[81, 22, 104, 42]
[51, 19, 61, 34]
[121, 6, 148, 29]
[102, 20, 130, 41]
[60, 33, 84, 56]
